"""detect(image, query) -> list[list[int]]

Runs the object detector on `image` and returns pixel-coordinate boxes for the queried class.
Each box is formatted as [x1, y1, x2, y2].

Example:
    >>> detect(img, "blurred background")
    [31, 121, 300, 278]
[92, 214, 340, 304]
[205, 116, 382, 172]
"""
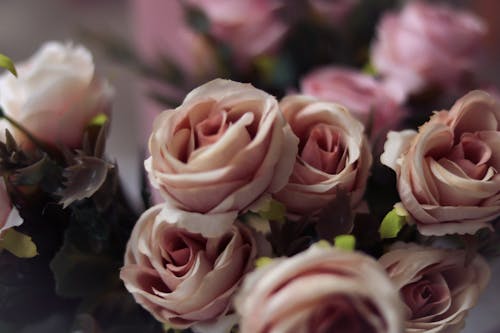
[1, 0, 499, 332]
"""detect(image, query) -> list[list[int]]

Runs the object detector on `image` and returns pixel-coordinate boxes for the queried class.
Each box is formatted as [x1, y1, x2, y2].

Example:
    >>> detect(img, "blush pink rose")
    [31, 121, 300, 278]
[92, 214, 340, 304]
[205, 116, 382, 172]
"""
[120, 205, 256, 331]
[301, 66, 406, 137]
[0, 179, 23, 236]
[381, 90, 500, 236]
[235, 245, 404, 333]
[185, 0, 288, 67]
[372, 1, 487, 96]
[274, 95, 372, 217]
[145, 79, 298, 235]
[379, 243, 491, 333]
[0, 41, 114, 148]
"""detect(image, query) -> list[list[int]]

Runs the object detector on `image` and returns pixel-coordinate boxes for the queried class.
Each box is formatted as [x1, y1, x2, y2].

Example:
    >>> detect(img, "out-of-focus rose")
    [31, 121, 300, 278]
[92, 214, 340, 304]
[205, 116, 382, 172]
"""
[145, 79, 298, 235]
[120, 205, 256, 331]
[372, 1, 487, 96]
[235, 245, 404, 333]
[379, 243, 491, 333]
[0, 41, 114, 148]
[0, 178, 23, 236]
[186, 0, 287, 67]
[274, 95, 371, 217]
[301, 66, 406, 137]
[381, 90, 500, 236]
[309, 0, 359, 25]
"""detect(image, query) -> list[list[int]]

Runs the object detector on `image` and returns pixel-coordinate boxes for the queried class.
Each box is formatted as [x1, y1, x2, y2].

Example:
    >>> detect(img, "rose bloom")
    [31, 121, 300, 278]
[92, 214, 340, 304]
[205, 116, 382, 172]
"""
[274, 94, 372, 217]
[309, 0, 359, 25]
[235, 245, 404, 333]
[379, 243, 491, 333]
[0, 179, 23, 236]
[0, 41, 114, 148]
[185, 0, 287, 67]
[120, 205, 256, 331]
[145, 79, 298, 234]
[381, 90, 500, 236]
[301, 66, 406, 137]
[372, 1, 487, 96]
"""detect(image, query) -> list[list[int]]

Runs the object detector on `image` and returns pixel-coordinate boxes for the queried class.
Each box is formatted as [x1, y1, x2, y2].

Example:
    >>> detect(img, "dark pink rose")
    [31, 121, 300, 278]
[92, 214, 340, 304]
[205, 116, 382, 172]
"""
[235, 245, 404, 333]
[372, 1, 487, 96]
[274, 94, 372, 217]
[121, 205, 257, 331]
[381, 90, 500, 236]
[379, 243, 491, 333]
[301, 66, 406, 137]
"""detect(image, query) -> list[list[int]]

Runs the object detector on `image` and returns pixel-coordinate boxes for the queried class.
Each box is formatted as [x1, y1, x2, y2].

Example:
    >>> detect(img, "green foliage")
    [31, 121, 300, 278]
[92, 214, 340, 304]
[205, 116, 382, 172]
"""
[379, 207, 407, 239]
[0, 53, 17, 76]
[334, 235, 356, 251]
[0, 229, 38, 258]
[254, 198, 286, 224]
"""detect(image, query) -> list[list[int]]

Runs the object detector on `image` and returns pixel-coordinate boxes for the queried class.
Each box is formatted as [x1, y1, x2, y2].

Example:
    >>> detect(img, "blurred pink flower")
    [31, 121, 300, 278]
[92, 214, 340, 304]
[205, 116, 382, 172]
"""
[301, 66, 406, 138]
[186, 0, 288, 67]
[309, 0, 359, 25]
[372, 1, 487, 96]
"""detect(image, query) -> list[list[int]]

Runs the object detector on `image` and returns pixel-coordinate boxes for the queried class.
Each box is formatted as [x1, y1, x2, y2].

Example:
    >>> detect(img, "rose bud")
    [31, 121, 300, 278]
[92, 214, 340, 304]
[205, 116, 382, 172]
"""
[145, 79, 298, 235]
[381, 90, 500, 236]
[371, 1, 487, 96]
[274, 94, 372, 217]
[379, 243, 491, 333]
[0, 41, 114, 148]
[120, 205, 257, 331]
[235, 244, 404, 333]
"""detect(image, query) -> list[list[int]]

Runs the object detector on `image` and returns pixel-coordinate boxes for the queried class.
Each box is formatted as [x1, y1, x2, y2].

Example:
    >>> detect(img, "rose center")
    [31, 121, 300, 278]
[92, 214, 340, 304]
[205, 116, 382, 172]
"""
[401, 273, 451, 319]
[301, 124, 347, 174]
[194, 111, 229, 148]
[446, 133, 492, 179]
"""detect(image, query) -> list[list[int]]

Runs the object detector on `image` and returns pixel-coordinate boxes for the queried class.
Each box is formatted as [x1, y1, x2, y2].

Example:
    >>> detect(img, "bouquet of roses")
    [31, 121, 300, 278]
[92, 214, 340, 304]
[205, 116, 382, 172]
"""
[1, 1, 499, 332]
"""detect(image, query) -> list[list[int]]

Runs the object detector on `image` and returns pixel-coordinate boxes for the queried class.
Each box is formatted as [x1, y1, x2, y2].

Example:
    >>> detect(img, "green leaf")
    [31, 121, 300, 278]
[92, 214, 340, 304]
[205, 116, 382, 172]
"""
[255, 257, 273, 268]
[362, 60, 377, 76]
[379, 207, 407, 239]
[0, 54, 17, 77]
[0, 229, 38, 258]
[255, 199, 286, 223]
[88, 113, 108, 127]
[334, 235, 356, 251]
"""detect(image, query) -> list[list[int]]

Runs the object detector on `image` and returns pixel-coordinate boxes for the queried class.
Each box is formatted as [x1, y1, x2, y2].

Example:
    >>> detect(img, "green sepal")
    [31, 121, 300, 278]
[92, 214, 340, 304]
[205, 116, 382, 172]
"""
[0, 54, 17, 77]
[255, 256, 273, 268]
[88, 113, 108, 127]
[334, 235, 356, 251]
[379, 206, 407, 239]
[0, 229, 38, 258]
[255, 199, 286, 224]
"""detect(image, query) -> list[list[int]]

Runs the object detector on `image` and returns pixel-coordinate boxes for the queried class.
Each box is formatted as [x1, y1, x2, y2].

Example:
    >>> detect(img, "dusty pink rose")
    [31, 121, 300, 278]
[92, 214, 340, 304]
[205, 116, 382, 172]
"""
[0, 41, 114, 148]
[0, 179, 23, 236]
[186, 0, 287, 67]
[274, 95, 372, 217]
[301, 66, 406, 137]
[235, 245, 404, 333]
[309, 0, 359, 25]
[145, 79, 298, 235]
[379, 243, 491, 333]
[372, 1, 487, 96]
[120, 205, 256, 331]
[381, 90, 500, 236]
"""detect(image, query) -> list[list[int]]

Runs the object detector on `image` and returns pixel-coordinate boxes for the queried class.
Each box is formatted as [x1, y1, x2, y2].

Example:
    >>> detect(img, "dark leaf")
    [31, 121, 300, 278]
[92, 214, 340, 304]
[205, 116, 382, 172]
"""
[267, 219, 314, 257]
[57, 156, 114, 208]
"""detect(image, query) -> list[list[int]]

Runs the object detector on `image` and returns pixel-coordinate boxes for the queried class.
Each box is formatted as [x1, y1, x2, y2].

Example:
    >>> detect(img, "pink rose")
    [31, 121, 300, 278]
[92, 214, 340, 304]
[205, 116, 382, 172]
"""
[372, 1, 487, 96]
[379, 243, 491, 333]
[186, 0, 288, 67]
[381, 90, 500, 236]
[235, 245, 404, 333]
[309, 0, 359, 25]
[0, 41, 114, 148]
[274, 95, 372, 217]
[301, 66, 406, 137]
[0, 179, 23, 236]
[120, 205, 257, 331]
[145, 79, 298, 235]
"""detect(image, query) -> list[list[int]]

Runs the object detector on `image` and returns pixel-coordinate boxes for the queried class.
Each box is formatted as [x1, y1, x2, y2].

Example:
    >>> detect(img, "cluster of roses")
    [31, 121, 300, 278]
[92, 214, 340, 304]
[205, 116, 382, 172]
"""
[120, 77, 498, 333]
